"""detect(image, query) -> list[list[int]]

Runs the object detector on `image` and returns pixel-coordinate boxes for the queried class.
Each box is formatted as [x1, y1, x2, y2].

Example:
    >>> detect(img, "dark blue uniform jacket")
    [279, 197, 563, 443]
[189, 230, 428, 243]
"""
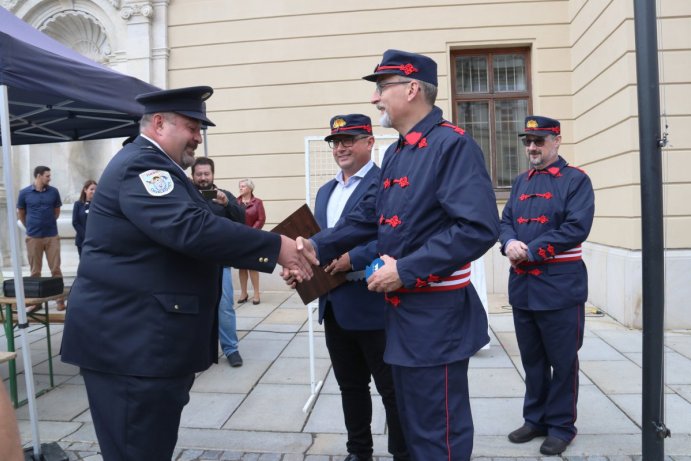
[315, 165, 385, 331]
[499, 156, 594, 310]
[71, 200, 89, 249]
[313, 107, 500, 367]
[61, 137, 281, 377]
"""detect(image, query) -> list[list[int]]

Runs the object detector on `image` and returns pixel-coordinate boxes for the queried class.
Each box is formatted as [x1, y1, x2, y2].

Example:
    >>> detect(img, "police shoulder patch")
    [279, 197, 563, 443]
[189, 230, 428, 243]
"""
[139, 169, 174, 196]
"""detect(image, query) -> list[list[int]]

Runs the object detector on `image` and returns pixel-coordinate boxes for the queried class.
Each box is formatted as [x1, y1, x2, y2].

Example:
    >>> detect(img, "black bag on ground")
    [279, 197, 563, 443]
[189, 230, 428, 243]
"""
[3, 277, 64, 298]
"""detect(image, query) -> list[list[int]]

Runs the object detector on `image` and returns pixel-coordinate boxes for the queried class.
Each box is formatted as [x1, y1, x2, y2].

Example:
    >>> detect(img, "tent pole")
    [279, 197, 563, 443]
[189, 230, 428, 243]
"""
[1, 85, 42, 457]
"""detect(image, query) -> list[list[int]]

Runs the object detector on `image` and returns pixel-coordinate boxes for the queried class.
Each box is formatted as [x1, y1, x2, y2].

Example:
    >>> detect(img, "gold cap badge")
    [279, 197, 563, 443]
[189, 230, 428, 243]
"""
[332, 118, 347, 129]
[526, 119, 538, 129]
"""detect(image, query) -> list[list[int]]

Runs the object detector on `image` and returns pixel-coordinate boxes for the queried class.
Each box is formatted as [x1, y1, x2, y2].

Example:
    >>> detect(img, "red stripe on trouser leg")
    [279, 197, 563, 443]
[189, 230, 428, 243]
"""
[573, 305, 581, 423]
[445, 364, 451, 461]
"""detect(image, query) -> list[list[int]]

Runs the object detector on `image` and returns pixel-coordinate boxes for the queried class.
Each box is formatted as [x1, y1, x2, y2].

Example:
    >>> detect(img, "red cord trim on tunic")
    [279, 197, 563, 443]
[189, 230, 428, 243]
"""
[384, 293, 401, 307]
[528, 167, 562, 179]
[380, 215, 402, 228]
[404, 132, 422, 146]
[519, 192, 553, 201]
[440, 122, 466, 135]
[393, 176, 409, 188]
[517, 215, 549, 225]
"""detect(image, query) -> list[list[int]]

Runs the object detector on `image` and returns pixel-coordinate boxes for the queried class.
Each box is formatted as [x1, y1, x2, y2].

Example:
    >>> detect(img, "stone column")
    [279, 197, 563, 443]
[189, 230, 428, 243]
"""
[120, 0, 169, 87]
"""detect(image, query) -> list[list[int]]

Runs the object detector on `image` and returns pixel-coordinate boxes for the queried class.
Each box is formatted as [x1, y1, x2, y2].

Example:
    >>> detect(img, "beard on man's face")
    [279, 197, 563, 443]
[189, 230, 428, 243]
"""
[380, 111, 392, 128]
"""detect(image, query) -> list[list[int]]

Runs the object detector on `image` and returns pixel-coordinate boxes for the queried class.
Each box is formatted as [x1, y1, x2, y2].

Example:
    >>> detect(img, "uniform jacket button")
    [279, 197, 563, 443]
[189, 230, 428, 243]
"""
[174, 304, 179, 310]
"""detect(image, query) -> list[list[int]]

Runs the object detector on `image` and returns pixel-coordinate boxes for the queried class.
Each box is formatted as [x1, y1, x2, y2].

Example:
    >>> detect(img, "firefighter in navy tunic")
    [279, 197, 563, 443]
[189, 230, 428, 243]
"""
[300, 50, 500, 461]
[499, 116, 595, 456]
[61, 86, 315, 461]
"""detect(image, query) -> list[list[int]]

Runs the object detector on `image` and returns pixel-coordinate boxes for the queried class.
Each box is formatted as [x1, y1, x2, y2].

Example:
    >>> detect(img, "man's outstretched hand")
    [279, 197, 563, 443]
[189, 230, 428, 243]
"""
[278, 235, 318, 284]
[280, 235, 319, 287]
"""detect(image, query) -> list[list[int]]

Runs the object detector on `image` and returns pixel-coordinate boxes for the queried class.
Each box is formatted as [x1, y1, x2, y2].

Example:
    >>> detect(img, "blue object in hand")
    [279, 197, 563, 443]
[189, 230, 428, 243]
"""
[365, 257, 385, 280]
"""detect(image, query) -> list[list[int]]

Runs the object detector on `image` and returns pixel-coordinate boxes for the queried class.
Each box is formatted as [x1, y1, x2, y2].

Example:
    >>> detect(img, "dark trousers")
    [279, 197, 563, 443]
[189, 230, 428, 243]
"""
[81, 368, 195, 461]
[324, 306, 409, 460]
[392, 360, 473, 461]
[512, 304, 585, 442]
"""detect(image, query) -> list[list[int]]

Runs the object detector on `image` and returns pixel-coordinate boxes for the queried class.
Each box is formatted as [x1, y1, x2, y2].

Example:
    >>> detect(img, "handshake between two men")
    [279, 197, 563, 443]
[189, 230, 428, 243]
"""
[280, 236, 404, 294]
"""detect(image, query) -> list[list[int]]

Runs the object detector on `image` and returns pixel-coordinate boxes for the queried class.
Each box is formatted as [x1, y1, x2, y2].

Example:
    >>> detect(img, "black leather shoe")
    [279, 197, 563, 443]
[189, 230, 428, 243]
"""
[508, 424, 547, 443]
[540, 436, 570, 455]
[227, 351, 243, 367]
[344, 454, 373, 461]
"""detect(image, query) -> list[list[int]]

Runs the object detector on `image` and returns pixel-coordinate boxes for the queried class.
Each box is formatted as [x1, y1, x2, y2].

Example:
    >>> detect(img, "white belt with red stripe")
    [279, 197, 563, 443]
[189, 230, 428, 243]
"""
[397, 263, 471, 293]
[550, 245, 582, 262]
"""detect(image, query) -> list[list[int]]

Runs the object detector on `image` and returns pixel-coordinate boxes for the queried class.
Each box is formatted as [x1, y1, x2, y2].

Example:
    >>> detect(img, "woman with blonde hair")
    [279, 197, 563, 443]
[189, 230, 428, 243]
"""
[237, 178, 265, 304]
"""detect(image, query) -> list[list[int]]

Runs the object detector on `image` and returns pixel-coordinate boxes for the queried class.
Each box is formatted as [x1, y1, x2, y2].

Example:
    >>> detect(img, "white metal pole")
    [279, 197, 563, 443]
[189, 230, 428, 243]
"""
[302, 301, 323, 413]
[1, 84, 42, 456]
[304, 137, 311, 206]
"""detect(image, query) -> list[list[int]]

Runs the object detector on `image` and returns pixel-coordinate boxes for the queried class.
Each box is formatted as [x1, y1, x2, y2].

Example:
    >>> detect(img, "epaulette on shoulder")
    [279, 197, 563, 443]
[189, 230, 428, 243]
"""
[567, 165, 588, 175]
[439, 122, 466, 136]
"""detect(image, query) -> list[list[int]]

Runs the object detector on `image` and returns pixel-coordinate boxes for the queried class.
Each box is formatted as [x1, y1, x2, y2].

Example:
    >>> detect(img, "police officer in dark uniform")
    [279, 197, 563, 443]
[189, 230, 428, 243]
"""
[297, 50, 500, 461]
[499, 116, 595, 456]
[316, 114, 408, 461]
[60, 86, 315, 461]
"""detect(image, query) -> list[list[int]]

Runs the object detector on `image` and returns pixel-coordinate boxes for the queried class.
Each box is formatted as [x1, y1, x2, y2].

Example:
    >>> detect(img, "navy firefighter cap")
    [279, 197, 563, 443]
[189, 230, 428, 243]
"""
[518, 115, 561, 137]
[324, 114, 373, 142]
[135, 86, 216, 127]
[362, 49, 438, 87]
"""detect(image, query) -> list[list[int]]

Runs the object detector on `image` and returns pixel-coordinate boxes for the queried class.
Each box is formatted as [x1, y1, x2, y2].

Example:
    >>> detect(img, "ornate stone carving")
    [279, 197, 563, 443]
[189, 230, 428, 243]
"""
[1, 0, 19, 12]
[40, 11, 112, 63]
[120, 2, 154, 20]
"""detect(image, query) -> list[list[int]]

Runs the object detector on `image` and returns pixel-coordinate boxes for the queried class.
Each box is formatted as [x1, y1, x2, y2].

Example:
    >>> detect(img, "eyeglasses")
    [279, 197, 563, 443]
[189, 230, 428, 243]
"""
[521, 137, 547, 147]
[327, 136, 369, 149]
[375, 80, 411, 95]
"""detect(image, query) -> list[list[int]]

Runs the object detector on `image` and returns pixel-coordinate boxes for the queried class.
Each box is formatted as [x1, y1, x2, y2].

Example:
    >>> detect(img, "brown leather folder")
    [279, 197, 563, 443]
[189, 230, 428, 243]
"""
[271, 204, 346, 304]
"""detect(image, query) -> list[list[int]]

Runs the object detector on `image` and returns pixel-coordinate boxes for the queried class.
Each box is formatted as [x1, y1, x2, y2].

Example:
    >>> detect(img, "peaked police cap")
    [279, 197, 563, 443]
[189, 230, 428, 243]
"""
[518, 115, 561, 137]
[324, 114, 373, 141]
[136, 85, 216, 127]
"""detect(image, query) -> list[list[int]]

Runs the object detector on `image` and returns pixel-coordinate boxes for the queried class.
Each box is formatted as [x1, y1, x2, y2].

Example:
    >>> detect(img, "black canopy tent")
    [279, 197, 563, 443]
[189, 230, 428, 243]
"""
[0, 6, 158, 145]
[0, 6, 159, 459]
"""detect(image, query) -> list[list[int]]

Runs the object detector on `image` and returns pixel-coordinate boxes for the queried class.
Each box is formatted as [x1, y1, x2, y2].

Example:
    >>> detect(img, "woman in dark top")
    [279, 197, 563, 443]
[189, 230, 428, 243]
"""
[72, 179, 97, 257]
[237, 178, 266, 305]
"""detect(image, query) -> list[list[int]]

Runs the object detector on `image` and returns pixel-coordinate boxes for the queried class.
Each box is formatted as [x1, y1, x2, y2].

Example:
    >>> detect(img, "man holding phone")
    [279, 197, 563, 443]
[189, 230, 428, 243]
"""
[192, 156, 246, 367]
